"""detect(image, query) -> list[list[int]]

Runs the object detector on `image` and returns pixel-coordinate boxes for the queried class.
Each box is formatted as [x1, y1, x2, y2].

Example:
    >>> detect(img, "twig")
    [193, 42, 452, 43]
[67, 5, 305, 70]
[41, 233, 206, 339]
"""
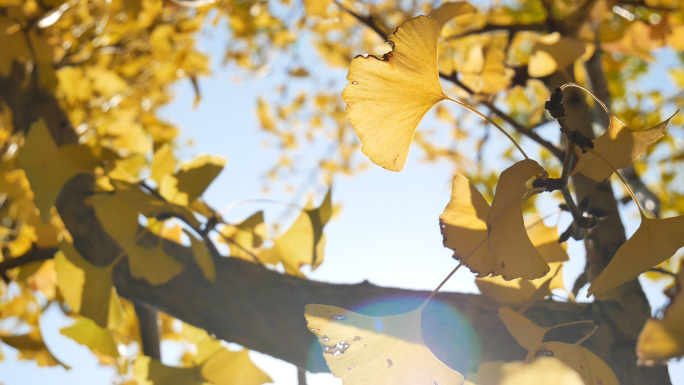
[445, 23, 546, 40]
[0, 246, 57, 283]
[134, 302, 162, 360]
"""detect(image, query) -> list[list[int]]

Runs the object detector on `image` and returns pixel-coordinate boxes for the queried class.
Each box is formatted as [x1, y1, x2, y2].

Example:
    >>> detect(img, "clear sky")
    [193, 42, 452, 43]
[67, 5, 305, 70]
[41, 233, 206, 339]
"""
[1, 4, 683, 385]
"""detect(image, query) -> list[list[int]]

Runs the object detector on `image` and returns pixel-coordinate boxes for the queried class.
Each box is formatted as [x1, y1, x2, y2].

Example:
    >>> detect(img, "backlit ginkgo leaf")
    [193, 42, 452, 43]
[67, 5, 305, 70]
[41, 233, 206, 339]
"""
[477, 262, 564, 306]
[587, 213, 684, 297]
[257, 96, 277, 132]
[150, 143, 177, 183]
[440, 164, 550, 280]
[570, 108, 675, 182]
[260, 189, 331, 276]
[637, 267, 684, 362]
[188, 234, 216, 282]
[526, 342, 618, 385]
[487, 159, 549, 280]
[460, 45, 514, 95]
[60, 317, 120, 358]
[93, 184, 184, 285]
[428, 1, 475, 28]
[497, 357, 585, 385]
[477, 215, 568, 305]
[18, 119, 79, 222]
[55, 240, 125, 328]
[305, 186, 332, 269]
[220, 211, 267, 261]
[342, 16, 447, 171]
[160, 154, 226, 206]
[133, 356, 204, 385]
[498, 307, 549, 352]
[195, 337, 273, 385]
[305, 304, 465, 385]
[528, 33, 585, 78]
[1, 328, 69, 368]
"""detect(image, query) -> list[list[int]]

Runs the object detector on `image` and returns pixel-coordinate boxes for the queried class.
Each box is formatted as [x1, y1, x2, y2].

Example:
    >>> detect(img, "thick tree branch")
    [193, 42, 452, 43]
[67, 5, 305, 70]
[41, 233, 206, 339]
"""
[53, 173, 671, 383]
[134, 302, 162, 360]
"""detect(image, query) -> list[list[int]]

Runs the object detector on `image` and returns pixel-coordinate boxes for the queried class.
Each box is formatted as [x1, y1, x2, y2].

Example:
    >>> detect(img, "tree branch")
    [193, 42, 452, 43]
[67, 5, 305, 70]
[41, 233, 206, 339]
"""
[135, 302, 162, 360]
[53, 173, 671, 384]
[0, 246, 57, 283]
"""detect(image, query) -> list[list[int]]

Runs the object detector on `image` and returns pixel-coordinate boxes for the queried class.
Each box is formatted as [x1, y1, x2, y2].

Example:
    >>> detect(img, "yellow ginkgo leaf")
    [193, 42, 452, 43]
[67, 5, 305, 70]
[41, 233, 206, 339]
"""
[637, 268, 684, 362]
[460, 45, 514, 95]
[477, 215, 568, 305]
[439, 175, 490, 274]
[305, 186, 332, 269]
[260, 189, 331, 276]
[195, 338, 273, 385]
[487, 159, 548, 280]
[257, 96, 277, 132]
[570, 113, 675, 182]
[160, 154, 226, 206]
[60, 317, 120, 358]
[150, 143, 177, 184]
[1, 328, 69, 368]
[528, 33, 585, 78]
[342, 15, 447, 171]
[304, 304, 465, 385]
[18, 119, 79, 222]
[188, 234, 216, 282]
[498, 307, 549, 352]
[478, 262, 564, 306]
[428, 1, 475, 28]
[498, 357, 585, 385]
[526, 342, 618, 385]
[133, 356, 204, 385]
[93, 185, 184, 285]
[221, 211, 267, 261]
[587, 213, 684, 297]
[440, 165, 550, 280]
[55, 240, 125, 328]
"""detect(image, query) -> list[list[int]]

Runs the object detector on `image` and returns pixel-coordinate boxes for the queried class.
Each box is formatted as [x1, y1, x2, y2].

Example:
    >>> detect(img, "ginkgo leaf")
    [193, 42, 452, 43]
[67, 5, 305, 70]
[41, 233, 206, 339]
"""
[221, 211, 267, 261]
[428, 1, 475, 28]
[93, 184, 184, 285]
[637, 268, 684, 362]
[160, 154, 226, 205]
[526, 342, 618, 385]
[498, 307, 549, 352]
[497, 357, 585, 385]
[150, 143, 177, 184]
[257, 96, 276, 132]
[342, 15, 447, 171]
[440, 163, 550, 280]
[18, 119, 79, 222]
[60, 317, 120, 358]
[587, 213, 684, 297]
[133, 356, 204, 385]
[304, 304, 465, 385]
[195, 337, 273, 385]
[477, 215, 568, 305]
[1, 328, 69, 368]
[571, 113, 675, 182]
[528, 33, 585, 78]
[460, 45, 514, 95]
[305, 186, 332, 269]
[487, 159, 548, 280]
[188, 234, 216, 282]
[55, 240, 125, 328]
[477, 262, 565, 306]
[260, 189, 331, 276]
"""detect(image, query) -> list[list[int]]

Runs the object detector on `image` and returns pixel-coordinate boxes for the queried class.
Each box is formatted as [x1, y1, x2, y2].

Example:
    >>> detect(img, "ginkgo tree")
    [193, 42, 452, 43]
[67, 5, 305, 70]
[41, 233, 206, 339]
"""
[1, 0, 684, 385]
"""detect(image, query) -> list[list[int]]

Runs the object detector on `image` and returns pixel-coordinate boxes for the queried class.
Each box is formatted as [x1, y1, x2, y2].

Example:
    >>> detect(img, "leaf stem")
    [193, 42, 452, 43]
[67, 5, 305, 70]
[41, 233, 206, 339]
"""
[421, 237, 487, 309]
[585, 148, 646, 217]
[445, 95, 529, 160]
[547, 319, 593, 332]
[574, 325, 599, 345]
